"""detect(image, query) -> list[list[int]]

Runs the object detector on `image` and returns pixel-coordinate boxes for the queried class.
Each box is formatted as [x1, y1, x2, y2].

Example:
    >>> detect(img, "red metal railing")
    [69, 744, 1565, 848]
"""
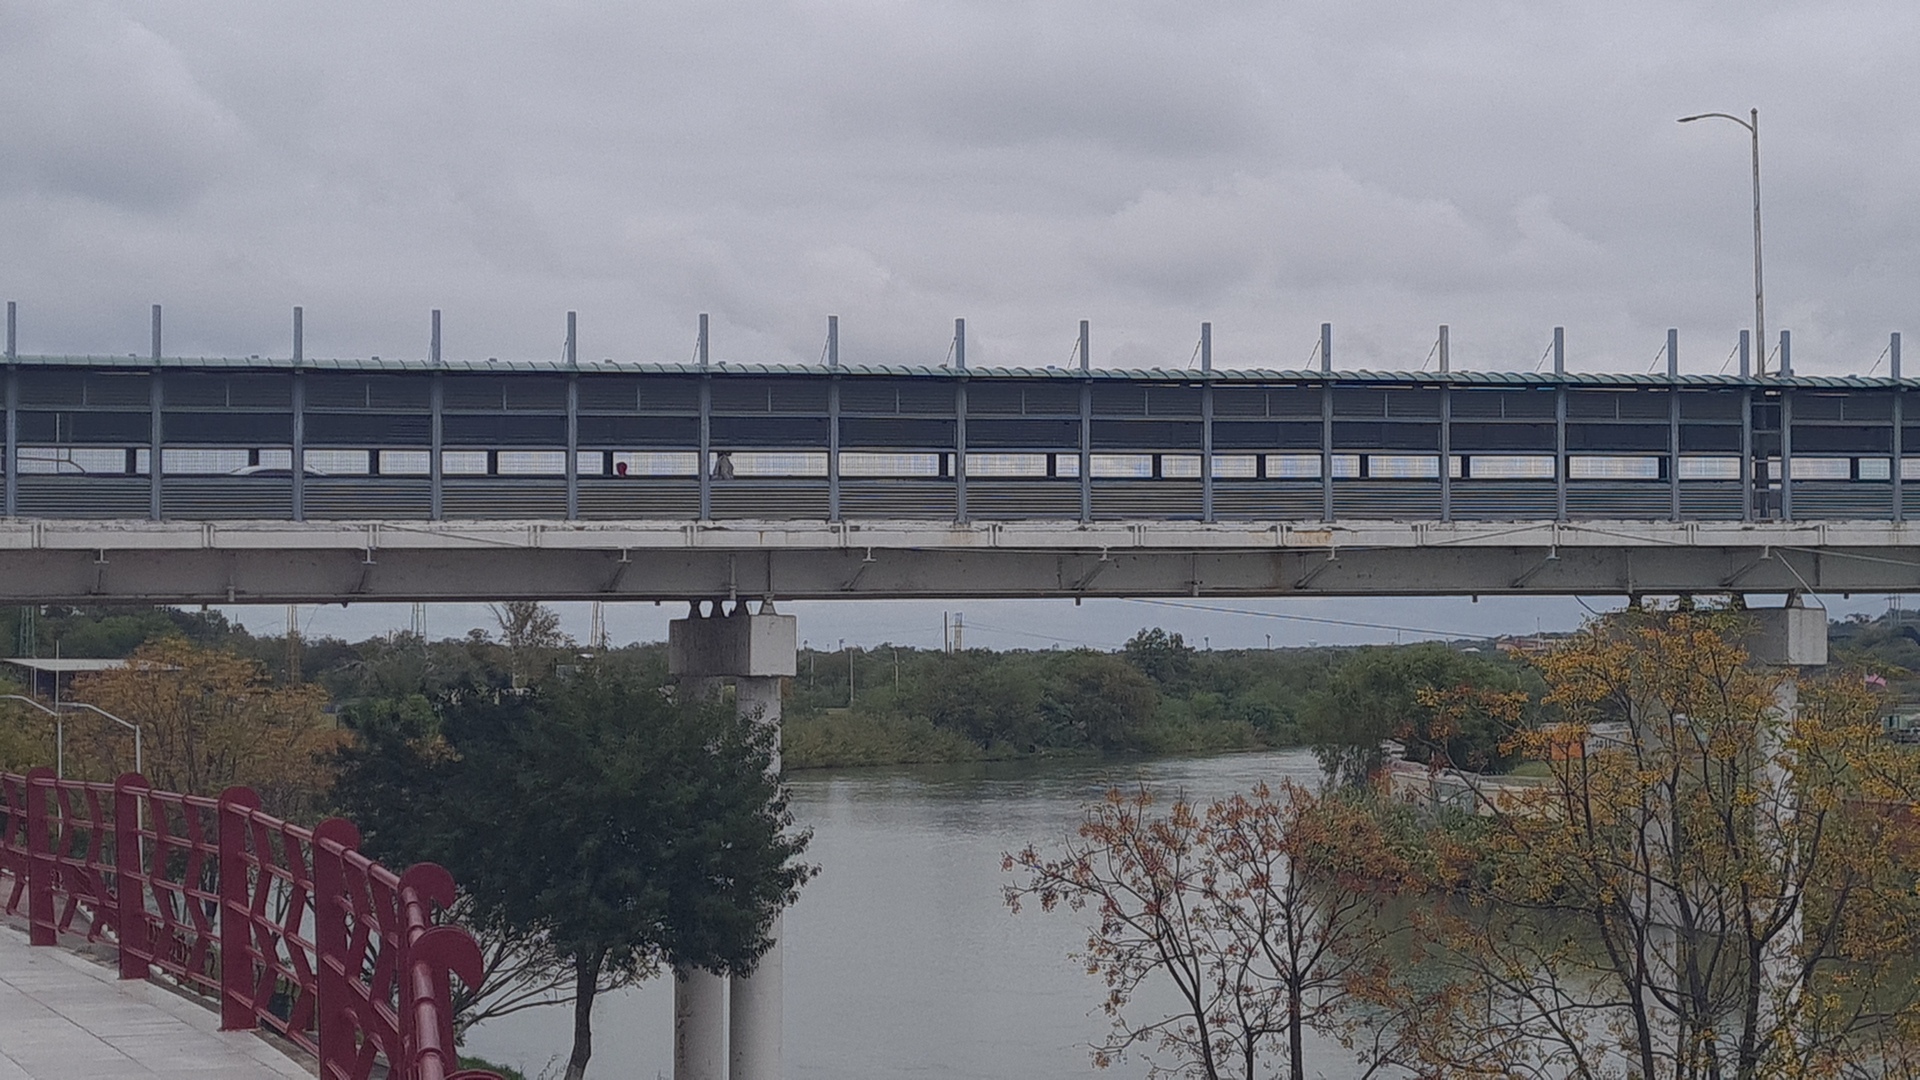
[0, 767, 499, 1080]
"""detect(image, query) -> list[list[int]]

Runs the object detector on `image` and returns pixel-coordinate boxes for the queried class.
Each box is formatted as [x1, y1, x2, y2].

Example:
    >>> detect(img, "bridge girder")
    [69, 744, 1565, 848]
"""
[0, 519, 1909, 603]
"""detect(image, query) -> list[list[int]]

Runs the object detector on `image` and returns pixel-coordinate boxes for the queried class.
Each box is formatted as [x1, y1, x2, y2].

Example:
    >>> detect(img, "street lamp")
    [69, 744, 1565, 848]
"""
[0, 695, 142, 778]
[1677, 108, 1766, 374]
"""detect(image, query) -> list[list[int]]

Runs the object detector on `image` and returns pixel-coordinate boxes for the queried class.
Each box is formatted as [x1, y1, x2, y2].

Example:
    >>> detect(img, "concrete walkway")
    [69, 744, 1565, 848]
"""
[0, 923, 311, 1080]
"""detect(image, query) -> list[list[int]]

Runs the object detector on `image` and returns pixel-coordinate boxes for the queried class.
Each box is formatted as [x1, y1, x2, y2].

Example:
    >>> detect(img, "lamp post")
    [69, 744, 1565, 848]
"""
[1678, 108, 1766, 375]
[0, 695, 142, 778]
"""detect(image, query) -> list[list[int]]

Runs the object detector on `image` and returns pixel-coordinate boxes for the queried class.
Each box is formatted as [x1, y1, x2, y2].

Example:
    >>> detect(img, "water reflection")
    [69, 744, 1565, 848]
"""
[462, 749, 1350, 1079]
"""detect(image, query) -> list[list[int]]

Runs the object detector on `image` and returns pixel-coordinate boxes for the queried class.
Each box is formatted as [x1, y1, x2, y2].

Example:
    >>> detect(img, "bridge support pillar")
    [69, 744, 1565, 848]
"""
[669, 600, 797, 1080]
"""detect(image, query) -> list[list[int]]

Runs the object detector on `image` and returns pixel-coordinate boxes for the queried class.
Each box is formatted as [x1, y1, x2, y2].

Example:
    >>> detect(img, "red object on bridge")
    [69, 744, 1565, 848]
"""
[0, 768, 500, 1080]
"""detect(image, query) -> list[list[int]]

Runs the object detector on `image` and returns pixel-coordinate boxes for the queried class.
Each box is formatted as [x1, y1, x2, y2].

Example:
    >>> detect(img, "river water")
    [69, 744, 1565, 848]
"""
[461, 748, 1364, 1080]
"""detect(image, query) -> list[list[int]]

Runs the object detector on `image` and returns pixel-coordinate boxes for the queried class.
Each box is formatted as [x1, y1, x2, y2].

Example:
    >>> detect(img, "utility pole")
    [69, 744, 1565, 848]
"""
[286, 605, 301, 684]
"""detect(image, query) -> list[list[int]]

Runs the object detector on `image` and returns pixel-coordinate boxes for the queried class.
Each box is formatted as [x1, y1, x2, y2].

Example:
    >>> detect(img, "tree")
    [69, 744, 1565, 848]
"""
[1299, 643, 1530, 785]
[1041, 651, 1159, 752]
[1005, 782, 1425, 1080]
[69, 638, 340, 817]
[489, 600, 571, 686]
[1387, 609, 1920, 1079]
[1124, 627, 1197, 690]
[334, 666, 813, 1080]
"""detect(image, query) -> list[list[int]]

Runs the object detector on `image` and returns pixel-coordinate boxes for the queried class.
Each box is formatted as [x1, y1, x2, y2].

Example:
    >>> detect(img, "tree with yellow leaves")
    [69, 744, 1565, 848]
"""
[1405, 607, 1920, 1080]
[69, 638, 341, 818]
[1005, 781, 1438, 1080]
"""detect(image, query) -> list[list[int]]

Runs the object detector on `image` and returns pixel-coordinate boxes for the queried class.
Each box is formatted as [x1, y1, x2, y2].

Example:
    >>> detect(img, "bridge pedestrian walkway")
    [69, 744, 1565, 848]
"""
[0, 923, 309, 1080]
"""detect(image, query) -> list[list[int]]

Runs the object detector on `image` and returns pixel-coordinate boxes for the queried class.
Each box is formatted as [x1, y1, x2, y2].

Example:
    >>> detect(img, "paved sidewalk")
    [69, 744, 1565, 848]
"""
[0, 923, 311, 1080]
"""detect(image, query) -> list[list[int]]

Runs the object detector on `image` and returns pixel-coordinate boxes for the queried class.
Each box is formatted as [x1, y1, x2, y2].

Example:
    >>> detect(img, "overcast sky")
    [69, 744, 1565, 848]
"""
[5, 1, 1917, 646]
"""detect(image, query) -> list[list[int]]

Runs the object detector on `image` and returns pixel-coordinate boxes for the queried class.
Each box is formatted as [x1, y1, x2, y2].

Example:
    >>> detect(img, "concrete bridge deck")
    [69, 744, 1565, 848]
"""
[0, 924, 309, 1080]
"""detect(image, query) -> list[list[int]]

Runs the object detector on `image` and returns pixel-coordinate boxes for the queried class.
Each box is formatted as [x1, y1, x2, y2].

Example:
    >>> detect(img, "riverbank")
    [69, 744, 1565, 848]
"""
[781, 706, 1281, 769]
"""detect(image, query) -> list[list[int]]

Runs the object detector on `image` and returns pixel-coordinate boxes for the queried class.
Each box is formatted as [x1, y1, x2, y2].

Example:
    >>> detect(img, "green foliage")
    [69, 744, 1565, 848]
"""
[1122, 627, 1196, 689]
[782, 710, 985, 768]
[339, 669, 812, 976]
[1298, 643, 1537, 784]
[459, 1056, 529, 1080]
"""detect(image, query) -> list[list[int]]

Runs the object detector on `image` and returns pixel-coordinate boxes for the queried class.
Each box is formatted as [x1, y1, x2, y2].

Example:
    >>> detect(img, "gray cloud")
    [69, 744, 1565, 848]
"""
[3, 3, 1918, 369]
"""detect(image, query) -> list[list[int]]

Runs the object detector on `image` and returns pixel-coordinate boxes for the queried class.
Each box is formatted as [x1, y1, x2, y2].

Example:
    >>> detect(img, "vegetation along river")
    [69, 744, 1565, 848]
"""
[460, 747, 1365, 1079]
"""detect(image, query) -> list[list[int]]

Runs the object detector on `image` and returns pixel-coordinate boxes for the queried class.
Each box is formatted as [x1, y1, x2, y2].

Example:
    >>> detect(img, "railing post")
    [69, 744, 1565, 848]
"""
[1200, 322, 1214, 524]
[150, 309, 164, 521]
[291, 307, 305, 522]
[24, 766, 54, 945]
[1891, 332, 1903, 524]
[1668, 328, 1680, 522]
[565, 311, 579, 522]
[217, 786, 263, 1031]
[114, 772, 150, 980]
[312, 817, 363, 1079]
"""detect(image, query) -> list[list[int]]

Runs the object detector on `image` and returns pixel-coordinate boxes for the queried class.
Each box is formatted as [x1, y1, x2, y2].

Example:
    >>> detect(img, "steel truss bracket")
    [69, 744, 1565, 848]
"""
[1511, 547, 1561, 589]
[1293, 549, 1339, 590]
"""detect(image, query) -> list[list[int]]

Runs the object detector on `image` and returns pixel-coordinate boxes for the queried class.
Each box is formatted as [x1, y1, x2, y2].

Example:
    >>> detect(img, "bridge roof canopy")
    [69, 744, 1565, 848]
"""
[4, 354, 1905, 388]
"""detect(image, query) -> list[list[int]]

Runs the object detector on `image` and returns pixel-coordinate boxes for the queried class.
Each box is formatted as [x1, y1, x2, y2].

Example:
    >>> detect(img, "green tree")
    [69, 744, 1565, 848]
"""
[1123, 627, 1196, 689]
[334, 668, 812, 1080]
[1299, 643, 1529, 784]
[1040, 651, 1158, 751]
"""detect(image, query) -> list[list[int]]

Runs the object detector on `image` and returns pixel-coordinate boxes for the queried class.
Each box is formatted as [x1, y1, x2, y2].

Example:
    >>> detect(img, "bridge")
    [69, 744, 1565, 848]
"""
[1, 306, 1916, 601]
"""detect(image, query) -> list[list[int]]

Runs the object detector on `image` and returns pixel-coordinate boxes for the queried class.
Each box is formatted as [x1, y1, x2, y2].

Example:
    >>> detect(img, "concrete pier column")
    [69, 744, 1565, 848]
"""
[669, 601, 797, 1080]
[731, 668, 784, 1080]
[674, 965, 729, 1080]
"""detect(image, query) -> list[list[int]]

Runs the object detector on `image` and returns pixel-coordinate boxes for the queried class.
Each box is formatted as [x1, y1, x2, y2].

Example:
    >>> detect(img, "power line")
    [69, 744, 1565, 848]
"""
[1118, 598, 1475, 640]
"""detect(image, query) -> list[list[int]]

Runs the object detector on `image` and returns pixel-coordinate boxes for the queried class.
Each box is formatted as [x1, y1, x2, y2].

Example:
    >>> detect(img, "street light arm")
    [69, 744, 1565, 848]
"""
[57, 702, 138, 735]
[1678, 112, 1754, 131]
[0, 694, 58, 717]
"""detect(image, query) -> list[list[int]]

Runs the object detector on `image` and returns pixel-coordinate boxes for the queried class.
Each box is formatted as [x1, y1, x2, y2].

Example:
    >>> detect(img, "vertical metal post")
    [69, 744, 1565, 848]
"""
[1893, 333, 1905, 523]
[1320, 323, 1332, 373]
[827, 370, 841, 522]
[954, 376, 968, 523]
[565, 312, 579, 521]
[291, 307, 305, 521]
[1320, 377, 1333, 521]
[1781, 378, 1794, 521]
[954, 318, 966, 370]
[24, 767, 54, 945]
[1779, 329, 1792, 377]
[698, 376, 712, 521]
[1438, 324, 1449, 373]
[4, 362, 15, 520]
[312, 818, 360, 1078]
[431, 309, 441, 366]
[1438, 375, 1452, 522]
[149, 307, 163, 521]
[1079, 319, 1092, 523]
[827, 315, 839, 367]
[1200, 322, 1213, 524]
[1079, 378, 1093, 524]
[4, 304, 16, 518]
[290, 348, 305, 524]
[1554, 386, 1567, 522]
[698, 313, 711, 520]
[429, 371, 444, 521]
[216, 787, 262, 1031]
[1552, 326, 1564, 375]
[114, 774, 150, 980]
[1740, 331, 1754, 521]
[1668, 329, 1681, 521]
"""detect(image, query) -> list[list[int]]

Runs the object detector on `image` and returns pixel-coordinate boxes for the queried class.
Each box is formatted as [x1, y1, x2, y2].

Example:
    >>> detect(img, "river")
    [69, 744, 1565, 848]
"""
[460, 747, 1365, 1079]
